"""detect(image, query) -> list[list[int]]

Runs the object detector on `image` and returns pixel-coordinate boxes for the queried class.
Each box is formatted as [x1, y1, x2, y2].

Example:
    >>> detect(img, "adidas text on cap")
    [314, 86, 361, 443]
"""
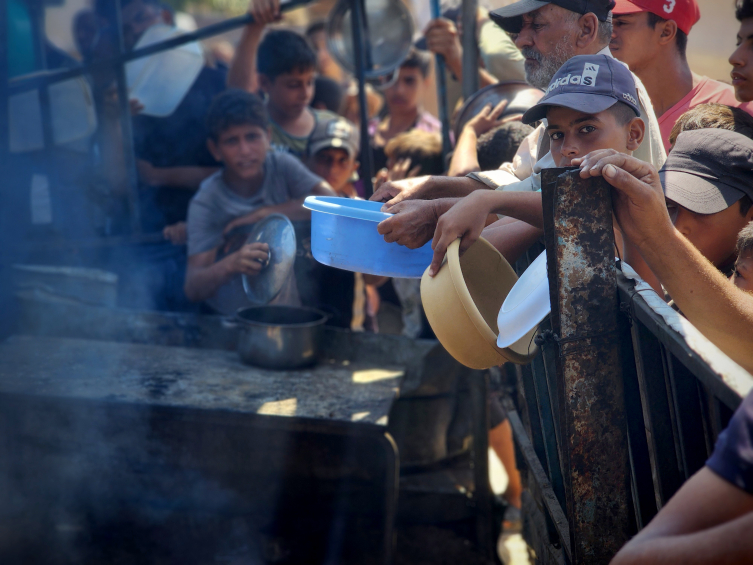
[522, 54, 641, 124]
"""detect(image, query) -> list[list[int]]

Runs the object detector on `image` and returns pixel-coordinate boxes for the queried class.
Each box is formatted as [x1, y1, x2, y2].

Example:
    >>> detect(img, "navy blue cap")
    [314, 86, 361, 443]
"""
[521, 54, 641, 125]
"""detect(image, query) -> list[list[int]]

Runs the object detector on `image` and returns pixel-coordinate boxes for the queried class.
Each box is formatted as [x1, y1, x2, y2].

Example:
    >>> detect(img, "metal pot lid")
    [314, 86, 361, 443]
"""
[241, 214, 297, 305]
[326, 0, 415, 81]
[453, 81, 545, 140]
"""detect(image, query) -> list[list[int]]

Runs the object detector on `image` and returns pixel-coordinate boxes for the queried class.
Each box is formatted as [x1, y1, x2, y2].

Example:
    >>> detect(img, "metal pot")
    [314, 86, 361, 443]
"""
[235, 306, 328, 370]
[326, 0, 414, 85]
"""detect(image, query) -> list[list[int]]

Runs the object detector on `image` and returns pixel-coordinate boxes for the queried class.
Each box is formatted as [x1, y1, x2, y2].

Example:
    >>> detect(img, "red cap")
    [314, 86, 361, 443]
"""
[612, 0, 701, 34]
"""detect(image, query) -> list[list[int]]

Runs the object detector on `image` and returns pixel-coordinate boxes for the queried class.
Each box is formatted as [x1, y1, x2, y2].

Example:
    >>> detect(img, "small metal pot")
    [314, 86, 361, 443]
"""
[235, 306, 328, 370]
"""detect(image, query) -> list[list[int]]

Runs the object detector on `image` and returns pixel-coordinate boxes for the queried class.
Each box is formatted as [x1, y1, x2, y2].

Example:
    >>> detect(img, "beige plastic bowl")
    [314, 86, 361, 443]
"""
[421, 238, 538, 369]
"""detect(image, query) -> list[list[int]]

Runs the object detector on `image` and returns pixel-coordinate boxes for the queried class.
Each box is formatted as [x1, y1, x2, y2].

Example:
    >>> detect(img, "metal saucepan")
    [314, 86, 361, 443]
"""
[326, 0, 415, 86]
[234, 305, 329, 370]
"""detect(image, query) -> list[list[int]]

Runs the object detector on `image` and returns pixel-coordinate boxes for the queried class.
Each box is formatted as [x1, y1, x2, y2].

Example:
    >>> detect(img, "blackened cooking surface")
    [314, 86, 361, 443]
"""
[0, 335, 402, 424]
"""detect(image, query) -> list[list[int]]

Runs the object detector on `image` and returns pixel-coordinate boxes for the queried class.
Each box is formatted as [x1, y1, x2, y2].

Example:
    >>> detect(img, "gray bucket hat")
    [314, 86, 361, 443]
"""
[661, 129, 753, 214]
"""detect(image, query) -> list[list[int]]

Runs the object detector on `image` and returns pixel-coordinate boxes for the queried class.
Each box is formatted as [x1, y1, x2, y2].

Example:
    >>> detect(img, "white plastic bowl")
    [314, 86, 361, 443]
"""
[126, 24, 204, 117]
[496, 250, 551, 348]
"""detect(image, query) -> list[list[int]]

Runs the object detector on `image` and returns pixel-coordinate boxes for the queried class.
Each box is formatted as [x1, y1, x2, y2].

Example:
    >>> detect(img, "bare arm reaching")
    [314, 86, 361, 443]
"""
[447, 100, 522, 177]
[222, 181, 334, 234]
[611, 468, 753, 565]
[428, 189, 544, 275]
[185, 242, 270, 302]
[369, 174, 484, 205]
[423, 18, 499, 90]
[227, 0, 280, 91]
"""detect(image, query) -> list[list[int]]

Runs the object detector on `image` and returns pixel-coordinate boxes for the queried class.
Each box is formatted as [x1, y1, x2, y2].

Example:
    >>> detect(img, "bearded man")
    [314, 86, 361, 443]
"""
[370, 0, 665, 255]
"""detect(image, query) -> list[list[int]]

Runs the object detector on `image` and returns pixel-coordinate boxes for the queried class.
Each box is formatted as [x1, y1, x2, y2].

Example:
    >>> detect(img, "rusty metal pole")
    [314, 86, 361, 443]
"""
[540, 167, 631, 563]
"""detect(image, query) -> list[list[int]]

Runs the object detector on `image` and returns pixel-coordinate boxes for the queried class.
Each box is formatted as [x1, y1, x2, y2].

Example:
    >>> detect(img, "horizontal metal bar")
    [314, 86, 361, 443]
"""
[617, 274, 747, 410]
[9, 0, 313, 96]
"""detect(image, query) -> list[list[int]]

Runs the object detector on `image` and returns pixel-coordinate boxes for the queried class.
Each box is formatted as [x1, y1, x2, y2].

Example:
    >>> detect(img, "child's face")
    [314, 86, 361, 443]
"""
[546, 106, 644, 167]
[732, 251, 753, 293]
[384, 67, 424, 114]
[207, 124, 269, 181]
[667, 200, 753, 269]
[308, 148, 357, 194]
[261, 68, 316, 120]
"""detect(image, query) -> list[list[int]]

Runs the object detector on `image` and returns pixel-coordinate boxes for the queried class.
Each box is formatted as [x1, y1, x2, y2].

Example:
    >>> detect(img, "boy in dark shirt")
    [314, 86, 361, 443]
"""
[119, 0, 226, 233]
[228, 0, 336, 159]
[184, 90, 333, 314]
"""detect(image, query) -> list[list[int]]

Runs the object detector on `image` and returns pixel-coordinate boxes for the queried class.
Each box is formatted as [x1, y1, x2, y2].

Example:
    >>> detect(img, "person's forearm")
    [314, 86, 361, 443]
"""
[256, 197, 311, 221]
[636, 226, 753, 374]
[612, 511, 753, 565]
[185, 258, 234, 302]
[482, 218, 543, 265]
[363, 274, 389, 286]
[447, 126, 481, 177]
[622, 235, 663, 295]
[443, 55, 497, 89]
[149, 166, 219, 189]
[227, 23, 264, 91]
[478, 68, 499, 88]
[473, 189, 544, 229]
[425, 176, 486, 199]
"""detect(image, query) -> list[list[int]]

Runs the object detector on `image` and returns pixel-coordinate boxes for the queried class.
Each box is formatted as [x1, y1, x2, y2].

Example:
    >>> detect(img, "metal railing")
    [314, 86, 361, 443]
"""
[506, 240, 753, 564]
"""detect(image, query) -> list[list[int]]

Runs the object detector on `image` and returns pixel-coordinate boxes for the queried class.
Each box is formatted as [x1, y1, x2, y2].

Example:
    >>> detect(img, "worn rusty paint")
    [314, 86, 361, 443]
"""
[541, 168, 631, 563]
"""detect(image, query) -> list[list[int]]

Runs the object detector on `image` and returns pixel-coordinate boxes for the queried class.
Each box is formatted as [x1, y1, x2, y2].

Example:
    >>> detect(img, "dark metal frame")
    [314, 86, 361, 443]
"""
[508, 241, 751, 564]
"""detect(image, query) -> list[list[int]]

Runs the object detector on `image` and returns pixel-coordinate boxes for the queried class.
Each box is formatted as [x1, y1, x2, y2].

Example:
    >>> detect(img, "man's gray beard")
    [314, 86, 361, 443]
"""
[522, 39, 576, 89]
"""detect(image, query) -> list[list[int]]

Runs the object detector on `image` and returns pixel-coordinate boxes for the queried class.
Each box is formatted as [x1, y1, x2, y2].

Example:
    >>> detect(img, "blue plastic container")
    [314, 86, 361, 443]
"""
[304, 196, 434, 278]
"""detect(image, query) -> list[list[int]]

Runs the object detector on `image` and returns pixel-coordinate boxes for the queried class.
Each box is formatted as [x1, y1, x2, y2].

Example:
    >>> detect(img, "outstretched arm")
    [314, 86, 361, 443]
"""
[222, 181, 334, 234]
[447, 100, 521, 177]
[611, 468, 753, 565]
[370, 174, 486, 205]
[227, 0, 280, 91]
[481, 217, 543, 266]
[428, 189, 543, 275]
[423, 17, 498, 90]
[184, 242, 269, 302]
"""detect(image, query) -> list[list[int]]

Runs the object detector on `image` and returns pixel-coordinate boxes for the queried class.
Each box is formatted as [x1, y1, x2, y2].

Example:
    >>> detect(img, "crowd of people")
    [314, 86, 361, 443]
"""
[365, 0, 753, 563]
[52, 0, 753, 561]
